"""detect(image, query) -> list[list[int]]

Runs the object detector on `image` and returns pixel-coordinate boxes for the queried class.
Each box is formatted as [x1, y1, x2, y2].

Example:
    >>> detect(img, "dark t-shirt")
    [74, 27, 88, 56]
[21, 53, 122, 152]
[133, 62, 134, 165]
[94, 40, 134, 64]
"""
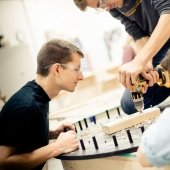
[0, 80, 50, 170]
[110, 0, 170, 40]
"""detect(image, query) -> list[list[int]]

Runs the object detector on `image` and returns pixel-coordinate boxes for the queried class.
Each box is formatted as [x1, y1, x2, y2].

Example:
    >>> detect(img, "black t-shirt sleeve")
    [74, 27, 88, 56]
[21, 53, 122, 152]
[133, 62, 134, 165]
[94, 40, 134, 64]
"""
[152, 0, 170, 14]
[109, 9, 149, 40]
[0, 106, 39, 152]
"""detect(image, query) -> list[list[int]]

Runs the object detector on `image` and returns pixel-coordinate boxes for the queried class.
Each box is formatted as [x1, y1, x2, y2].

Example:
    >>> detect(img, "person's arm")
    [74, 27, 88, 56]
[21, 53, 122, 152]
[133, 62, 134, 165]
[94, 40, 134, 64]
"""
[119, 13, 170, 89]
[0, 131, 78, 170]
[0, 143, 62, 170]
[133, 37, 149, 54]
[134, 13, 170, 68]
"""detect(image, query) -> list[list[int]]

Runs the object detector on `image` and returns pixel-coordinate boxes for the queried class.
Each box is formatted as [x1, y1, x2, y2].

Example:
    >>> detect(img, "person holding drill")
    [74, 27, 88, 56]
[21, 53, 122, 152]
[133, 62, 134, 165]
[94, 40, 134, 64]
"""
[73, 0, 170, 114]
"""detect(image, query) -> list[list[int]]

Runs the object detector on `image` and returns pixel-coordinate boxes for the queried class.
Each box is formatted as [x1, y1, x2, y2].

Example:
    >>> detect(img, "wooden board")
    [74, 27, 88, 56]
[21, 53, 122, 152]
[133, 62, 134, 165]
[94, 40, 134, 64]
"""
[101, 107, 160, 134]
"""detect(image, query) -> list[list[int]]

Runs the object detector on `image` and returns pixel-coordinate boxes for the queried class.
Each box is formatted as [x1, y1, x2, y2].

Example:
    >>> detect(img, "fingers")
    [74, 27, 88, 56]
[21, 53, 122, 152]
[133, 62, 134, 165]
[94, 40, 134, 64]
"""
[148, 70, 158, 86]
[141, 70, 159, 87]
[126, 74, 133, 91]
[141, 71, 153, 86]
[119, 70, 127, 88]
[151, 70, 159, 83]
[63, 141, 79, 153]
[59, 130, 77, 139]
[119, 60, 158, 91]
[66, 130, 77, 135]
[56, 130, 79, 154]
[56, 122, 75, 133]
[143, 84, 149, 93]
[62, 122, 75, 131]
[142, 60, 159, 87]
[118, 60, 144, 91]
[119, 68, 137, 90]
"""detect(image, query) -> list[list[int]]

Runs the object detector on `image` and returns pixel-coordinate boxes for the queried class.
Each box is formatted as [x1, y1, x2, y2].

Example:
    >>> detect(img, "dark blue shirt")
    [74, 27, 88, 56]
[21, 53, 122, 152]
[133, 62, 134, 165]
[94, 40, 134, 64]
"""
[110, 0, 170, 40]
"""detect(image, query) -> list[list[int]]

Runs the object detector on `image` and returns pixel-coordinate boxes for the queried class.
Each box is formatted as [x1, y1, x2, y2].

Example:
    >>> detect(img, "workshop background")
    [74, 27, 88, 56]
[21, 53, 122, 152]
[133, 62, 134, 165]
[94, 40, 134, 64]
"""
[0, 0, 129, 169]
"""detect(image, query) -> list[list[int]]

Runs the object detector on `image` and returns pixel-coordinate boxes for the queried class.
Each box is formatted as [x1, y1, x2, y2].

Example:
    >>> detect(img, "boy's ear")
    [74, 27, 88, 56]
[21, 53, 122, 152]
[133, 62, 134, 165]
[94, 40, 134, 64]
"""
[52, 63, 60, 73]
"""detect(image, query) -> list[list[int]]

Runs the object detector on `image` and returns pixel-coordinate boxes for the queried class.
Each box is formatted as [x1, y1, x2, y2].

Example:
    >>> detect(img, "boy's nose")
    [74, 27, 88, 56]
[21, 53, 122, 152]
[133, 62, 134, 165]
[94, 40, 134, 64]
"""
[78, 71, 84, 80]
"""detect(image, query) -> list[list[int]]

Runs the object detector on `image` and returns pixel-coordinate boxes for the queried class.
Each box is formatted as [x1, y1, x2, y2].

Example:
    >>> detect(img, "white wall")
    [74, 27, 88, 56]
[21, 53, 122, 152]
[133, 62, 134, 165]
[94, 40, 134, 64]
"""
[0, 0, 36, 98]
[0, 0, 127, 98]
[0, 0, 36, 56]
[22, 0, 127, 70]
[0, 0, 127, 69]
[0, 45, 35, 99]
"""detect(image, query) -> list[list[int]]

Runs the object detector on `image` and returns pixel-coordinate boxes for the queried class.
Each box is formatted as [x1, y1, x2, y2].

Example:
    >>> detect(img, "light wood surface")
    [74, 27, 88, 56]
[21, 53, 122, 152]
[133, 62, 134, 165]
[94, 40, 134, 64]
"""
[61, 155, 170, 170]
[101, 107, 160, 134]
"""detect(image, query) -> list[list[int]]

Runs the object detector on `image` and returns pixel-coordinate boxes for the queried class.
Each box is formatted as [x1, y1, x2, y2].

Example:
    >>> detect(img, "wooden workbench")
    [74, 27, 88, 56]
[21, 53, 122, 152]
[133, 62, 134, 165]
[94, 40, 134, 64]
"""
[61, 154, 170, 170]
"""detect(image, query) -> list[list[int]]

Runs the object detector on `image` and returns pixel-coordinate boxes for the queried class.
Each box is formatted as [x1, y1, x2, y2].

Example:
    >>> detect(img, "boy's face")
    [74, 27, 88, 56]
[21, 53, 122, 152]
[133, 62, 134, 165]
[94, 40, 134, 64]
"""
[86, 0, 124, 10]
[58, 53, 84, 92]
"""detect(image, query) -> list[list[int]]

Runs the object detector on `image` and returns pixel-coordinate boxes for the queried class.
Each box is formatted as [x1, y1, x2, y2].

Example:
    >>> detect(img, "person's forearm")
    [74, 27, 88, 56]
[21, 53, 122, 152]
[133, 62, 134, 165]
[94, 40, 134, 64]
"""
[134, 14, 170, 66]
[0, 142, 62, 170]
[133, 36, 149, 54]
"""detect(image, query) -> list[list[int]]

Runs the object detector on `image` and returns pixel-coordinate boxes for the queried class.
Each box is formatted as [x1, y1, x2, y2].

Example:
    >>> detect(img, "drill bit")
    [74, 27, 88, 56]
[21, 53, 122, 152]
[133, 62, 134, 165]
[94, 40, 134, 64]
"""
[131, 92, 144, 113]
[134, 99, 144, 113]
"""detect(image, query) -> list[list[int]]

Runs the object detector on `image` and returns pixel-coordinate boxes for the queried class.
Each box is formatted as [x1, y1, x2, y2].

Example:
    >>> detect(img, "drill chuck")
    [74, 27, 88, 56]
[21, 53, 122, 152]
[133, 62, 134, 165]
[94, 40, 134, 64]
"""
[131, 65, 170, 112]
[131, 50, 170, 112]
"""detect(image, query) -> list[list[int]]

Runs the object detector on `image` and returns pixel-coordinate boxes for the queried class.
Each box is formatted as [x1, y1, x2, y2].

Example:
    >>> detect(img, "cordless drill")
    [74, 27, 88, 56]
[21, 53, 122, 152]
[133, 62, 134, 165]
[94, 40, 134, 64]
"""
[131, 51, 170, 112]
